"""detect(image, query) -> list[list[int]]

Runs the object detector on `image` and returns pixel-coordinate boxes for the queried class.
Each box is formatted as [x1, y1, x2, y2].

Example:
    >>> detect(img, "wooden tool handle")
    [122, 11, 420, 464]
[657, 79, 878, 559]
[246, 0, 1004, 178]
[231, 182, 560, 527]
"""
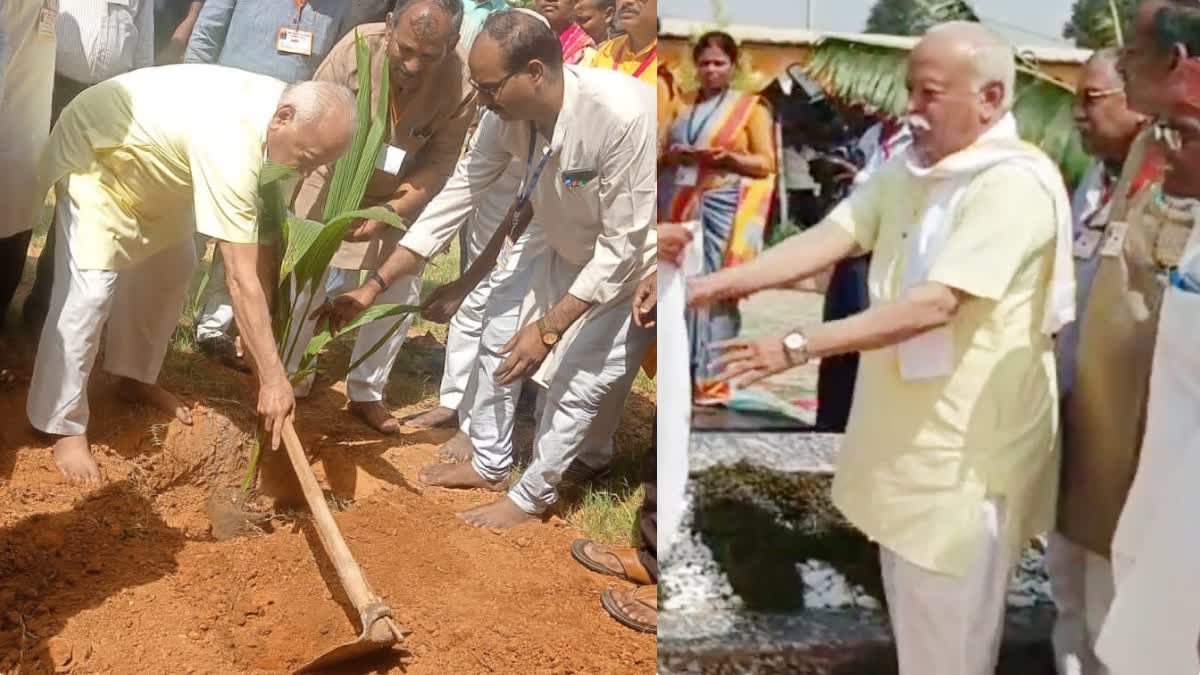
[281, 419, 378, 612]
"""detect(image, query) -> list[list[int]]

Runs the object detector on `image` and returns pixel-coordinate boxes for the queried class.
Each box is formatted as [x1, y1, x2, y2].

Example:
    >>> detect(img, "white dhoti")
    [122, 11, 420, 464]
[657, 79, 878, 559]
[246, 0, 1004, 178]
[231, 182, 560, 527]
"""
[1046, 531, 1114, 675]
[285, 267, 421, 402]
[482, 251, 653, 515]
[439, 161, 523, 413]
[28, 182, 196, 435]
[880, 497, 1017, 675]
[1097, 221, 1200, 675]
[0, 0, 55, 239]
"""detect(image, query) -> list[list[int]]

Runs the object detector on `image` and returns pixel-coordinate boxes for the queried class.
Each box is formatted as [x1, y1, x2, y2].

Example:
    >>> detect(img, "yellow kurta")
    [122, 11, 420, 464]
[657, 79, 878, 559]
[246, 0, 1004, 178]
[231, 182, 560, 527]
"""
[827, 159, 1060, 577]
[42, 64, 286, 271]
[585, 35, 656, 86]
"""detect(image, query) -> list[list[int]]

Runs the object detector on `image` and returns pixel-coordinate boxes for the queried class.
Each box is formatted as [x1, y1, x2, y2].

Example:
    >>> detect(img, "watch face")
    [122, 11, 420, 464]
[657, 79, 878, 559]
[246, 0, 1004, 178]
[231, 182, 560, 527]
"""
[543, 333, 560, 346]
[784, 333, 805, 350]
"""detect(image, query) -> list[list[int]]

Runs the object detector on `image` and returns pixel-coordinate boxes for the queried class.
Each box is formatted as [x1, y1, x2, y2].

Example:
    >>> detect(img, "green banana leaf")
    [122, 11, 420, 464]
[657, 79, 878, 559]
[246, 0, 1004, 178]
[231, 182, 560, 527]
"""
[804, 36, 1091, 187]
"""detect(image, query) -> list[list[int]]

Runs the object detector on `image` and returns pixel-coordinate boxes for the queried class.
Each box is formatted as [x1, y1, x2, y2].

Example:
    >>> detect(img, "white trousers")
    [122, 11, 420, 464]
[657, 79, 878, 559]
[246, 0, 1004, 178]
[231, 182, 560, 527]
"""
[28, 182, 196, 435]
[1046, 532, 1114, 675]
[880, 497, 1016, 675]
[285, 267, 421, 402]
[0, 0, 55, 238]
[194, 238, 236, 343]
[438, 158, 524, 413]
[469, 251, 653, 514]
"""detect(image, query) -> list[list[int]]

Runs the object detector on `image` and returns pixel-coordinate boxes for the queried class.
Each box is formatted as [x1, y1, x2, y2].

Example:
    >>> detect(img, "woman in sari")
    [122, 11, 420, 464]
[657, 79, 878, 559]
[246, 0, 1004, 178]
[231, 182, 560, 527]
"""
[660, 32, 777, 405]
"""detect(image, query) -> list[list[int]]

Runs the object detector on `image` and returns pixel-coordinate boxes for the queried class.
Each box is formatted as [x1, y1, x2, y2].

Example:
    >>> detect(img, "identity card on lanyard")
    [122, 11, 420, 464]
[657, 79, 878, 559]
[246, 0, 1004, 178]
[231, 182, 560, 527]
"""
[501, 123, 553, 267]
[676, 90, 726, 188]
[38, 1, 58, 38]
[277, 0, 314, 56]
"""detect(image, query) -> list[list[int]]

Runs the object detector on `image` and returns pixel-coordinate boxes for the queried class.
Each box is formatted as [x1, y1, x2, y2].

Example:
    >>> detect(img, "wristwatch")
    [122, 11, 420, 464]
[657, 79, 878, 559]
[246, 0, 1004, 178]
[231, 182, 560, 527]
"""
[536, 318, 560, 347]
[783, 330, 810, 366]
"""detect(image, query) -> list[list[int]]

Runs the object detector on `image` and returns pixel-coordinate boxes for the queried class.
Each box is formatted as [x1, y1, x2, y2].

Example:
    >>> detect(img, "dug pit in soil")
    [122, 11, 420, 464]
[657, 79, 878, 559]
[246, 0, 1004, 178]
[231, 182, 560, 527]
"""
[0, 352, 655, 674]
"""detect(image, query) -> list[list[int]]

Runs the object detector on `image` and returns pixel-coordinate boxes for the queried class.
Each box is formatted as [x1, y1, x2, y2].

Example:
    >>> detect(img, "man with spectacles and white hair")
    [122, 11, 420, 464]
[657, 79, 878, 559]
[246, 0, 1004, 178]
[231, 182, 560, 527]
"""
[28, 66, 358, 486]
[690, 22, 1073, 674]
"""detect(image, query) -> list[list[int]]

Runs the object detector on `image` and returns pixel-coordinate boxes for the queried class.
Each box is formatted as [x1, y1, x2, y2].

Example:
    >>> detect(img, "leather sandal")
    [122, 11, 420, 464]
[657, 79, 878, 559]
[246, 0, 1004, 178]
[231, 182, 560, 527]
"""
[571, 539, 654, 585]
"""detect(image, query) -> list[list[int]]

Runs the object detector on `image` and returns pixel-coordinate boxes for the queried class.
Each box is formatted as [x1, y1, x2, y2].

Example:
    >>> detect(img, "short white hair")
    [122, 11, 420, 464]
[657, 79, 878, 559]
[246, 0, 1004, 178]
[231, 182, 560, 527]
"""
[279, 80, 357, 128]
[925, 21, 1016, 111]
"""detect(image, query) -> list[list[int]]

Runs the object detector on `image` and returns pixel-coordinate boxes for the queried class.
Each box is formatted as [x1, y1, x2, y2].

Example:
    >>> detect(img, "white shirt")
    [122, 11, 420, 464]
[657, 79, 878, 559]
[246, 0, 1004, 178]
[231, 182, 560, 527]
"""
[401, 66, 657, 306]
[55, 0, 153, 84]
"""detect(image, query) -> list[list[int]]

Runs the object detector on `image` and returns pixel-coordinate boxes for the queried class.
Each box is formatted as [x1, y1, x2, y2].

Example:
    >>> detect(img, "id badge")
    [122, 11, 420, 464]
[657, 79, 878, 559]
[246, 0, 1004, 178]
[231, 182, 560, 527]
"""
[38, 8, 57, 37]
[1073, 229, 1103, 260]
[374, 145, 407, 175]
[276, 28, 314, 56]
[675, 165, 699, 187]
[1100, 221, 1128, 258]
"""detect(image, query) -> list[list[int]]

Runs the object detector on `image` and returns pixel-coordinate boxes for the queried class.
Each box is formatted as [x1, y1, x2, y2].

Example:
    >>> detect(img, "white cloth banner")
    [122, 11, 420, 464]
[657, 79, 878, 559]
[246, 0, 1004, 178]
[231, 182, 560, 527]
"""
[1097, 203, 1200, 675]
[657, 221, 702, 561]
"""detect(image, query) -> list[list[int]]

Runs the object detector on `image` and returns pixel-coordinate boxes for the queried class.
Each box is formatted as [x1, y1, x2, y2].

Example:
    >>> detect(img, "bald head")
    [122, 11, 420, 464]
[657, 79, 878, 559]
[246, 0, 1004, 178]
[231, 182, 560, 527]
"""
[386, 0, 462, 88]
[267, 82, 357, 175]
[905, 21, 1015, 165]
[1075, 48, 1145, 163]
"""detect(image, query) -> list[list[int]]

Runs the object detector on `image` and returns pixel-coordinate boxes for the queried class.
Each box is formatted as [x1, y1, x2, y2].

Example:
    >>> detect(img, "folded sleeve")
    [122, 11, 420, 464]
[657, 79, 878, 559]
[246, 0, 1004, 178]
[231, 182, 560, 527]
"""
[927, 164, 1057, 300]
[183, 0, 235, 65]
[399, 111, 515, 258]
[568, 103, 656, 305]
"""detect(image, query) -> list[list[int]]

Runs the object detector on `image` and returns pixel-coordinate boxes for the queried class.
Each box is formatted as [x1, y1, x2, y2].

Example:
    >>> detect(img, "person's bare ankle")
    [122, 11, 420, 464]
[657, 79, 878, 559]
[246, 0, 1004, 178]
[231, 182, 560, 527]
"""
[418, 462, 505, 491]
[405, 406, 458, 430]
[349, 400, 400, 435]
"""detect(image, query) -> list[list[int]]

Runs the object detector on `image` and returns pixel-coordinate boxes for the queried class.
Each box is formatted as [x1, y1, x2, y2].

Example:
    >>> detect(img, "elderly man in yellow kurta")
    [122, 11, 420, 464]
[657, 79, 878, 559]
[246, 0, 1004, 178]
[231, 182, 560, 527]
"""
[691, 22, 1073, 675]
[283, 0, 476, 435]
[28, 64, 358, 484]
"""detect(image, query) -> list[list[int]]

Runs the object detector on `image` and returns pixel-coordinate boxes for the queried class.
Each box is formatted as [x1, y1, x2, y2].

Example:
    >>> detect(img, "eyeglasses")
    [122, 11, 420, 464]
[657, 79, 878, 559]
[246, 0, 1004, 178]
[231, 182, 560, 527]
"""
[469, 70, 518, 98]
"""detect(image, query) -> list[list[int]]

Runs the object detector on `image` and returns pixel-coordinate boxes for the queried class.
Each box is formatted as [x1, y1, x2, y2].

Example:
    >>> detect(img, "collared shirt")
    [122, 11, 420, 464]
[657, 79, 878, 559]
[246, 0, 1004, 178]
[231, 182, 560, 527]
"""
[584, 34, 656, 86]
[56, 0, 154, 84]
[460, 0, 507, 52]
[289, 22, 476, 270]
[184, 0, 353, 83]
[401, 66, 657, 306]
[42, 64, 286, 270]
[826, 156, 1060, 577]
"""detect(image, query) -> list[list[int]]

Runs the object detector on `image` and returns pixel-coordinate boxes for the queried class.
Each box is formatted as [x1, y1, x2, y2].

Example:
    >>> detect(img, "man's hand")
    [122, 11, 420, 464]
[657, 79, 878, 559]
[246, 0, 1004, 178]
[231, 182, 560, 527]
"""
[344, 219, 390, 243]
[495, 323, 551, 386]
[309, 284, 380, 335]
[633, 273, 658, 328]
[658, 224, 693, 266]
[421, 279, 471, 324]
[689, 267, 755, 309]
[712, 336, 791, 388]
[258, 377, 296, 450]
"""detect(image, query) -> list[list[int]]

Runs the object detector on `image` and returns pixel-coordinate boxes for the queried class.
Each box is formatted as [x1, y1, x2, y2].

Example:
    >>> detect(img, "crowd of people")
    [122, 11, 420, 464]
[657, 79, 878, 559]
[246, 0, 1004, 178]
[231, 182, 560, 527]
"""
[0, 0, 659, 634]
[668, 1, 1200, 673]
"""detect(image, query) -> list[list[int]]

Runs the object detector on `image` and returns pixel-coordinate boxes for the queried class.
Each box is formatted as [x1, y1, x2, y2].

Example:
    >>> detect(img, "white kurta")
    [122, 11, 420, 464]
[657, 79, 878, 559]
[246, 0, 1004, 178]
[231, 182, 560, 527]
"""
[398, 68, 657, 514]
[0, 0, 56, 239]
[1096, 203, 1200, 675]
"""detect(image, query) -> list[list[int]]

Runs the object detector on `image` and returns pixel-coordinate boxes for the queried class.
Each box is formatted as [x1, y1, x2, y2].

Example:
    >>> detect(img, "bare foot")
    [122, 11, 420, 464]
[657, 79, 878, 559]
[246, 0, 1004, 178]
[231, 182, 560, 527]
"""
[437, 431, 475, 462]
[349, 401, 400, 435]
[458, 496, 539, 529]
[53, 435, 101, 484]
[405, 406, 457, 430]
[602, 585, 657, 633]
[419, 462, 505, 491]
[117, 377, 192, 425]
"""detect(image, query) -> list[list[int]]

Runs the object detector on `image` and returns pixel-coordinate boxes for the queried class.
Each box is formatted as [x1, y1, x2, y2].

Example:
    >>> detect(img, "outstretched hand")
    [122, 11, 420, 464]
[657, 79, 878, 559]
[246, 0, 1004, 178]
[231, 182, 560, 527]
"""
[711, 336, 791, 388]
[421, 280, 470, 324]
[309, 285, 378, 335]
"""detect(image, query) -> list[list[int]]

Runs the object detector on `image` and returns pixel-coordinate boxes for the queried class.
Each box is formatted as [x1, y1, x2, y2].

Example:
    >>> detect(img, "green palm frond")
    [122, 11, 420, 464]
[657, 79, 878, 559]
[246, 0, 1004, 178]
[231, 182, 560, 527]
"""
[804, 36, 1091, 186]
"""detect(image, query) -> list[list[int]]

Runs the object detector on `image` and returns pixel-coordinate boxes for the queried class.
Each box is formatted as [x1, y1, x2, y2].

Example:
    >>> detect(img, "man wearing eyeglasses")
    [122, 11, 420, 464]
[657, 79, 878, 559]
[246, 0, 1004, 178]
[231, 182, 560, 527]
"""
[1042, 48, 1156, 675]
[270, 0, 475, 440]
[314, 9, 656, 530]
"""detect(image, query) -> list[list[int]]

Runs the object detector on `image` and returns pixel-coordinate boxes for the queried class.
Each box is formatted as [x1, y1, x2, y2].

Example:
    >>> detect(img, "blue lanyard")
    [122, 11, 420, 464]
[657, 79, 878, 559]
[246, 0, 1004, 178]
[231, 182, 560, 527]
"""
[517, 122, 553, 210]
[686, 90, 727, 146]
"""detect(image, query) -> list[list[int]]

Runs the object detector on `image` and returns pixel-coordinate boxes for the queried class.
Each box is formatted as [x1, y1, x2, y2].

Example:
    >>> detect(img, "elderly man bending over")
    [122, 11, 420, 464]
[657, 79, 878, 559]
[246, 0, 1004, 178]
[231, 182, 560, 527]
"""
[691, 22, 1072, 675]
[30, 65, 357, 484]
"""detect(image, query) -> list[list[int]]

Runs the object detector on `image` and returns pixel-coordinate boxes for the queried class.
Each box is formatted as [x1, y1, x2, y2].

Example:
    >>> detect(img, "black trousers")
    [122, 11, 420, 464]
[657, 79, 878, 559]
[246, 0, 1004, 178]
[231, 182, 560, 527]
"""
[637, 432, 657, 583]
[816, 256, 871, 432]
[23, 75, 92, 326]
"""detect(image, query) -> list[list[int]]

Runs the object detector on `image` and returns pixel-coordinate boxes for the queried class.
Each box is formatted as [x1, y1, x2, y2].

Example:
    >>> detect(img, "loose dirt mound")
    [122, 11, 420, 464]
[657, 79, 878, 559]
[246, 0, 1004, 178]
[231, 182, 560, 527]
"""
[0, 344, 655, 674]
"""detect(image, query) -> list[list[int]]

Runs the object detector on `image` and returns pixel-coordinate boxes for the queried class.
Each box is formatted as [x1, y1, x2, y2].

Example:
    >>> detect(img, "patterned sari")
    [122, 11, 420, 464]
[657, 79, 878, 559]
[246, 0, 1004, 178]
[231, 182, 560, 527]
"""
[661, 90, 776, 404]
[558, 23, 595, 66]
